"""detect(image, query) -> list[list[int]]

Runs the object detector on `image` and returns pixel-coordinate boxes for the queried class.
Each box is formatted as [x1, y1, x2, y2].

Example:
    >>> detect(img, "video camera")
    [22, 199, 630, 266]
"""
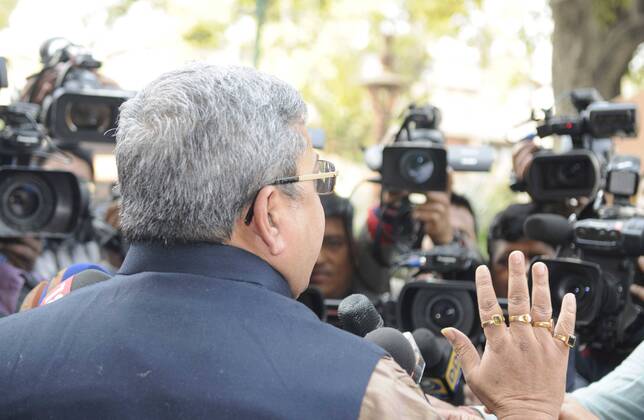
[0, 41, 131, 238]
[525, 157, 644, 350]
[522, 88, 637, 202]
[30, 38, 134, 147]
[366, 104, 494, 193]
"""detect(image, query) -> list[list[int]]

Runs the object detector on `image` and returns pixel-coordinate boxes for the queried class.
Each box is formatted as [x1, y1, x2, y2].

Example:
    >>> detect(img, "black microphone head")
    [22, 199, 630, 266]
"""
[524, 213, 573, 246]
[412, 328, 439, 368]
[337, 294, 383, 337]
[365, 327, 416, 376]
[70, 269, 112, 291]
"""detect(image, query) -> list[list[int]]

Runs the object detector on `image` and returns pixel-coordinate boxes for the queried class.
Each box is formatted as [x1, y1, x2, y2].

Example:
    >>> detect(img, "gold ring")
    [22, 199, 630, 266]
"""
[481, 314, 505, 328]
[553, 333, 576, 348]
[532, 319, 554, 332]
[508, 314, 532, 324]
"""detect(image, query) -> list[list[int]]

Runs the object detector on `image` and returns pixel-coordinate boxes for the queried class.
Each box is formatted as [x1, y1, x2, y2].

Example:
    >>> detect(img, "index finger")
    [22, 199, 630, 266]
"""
[475, 265, 506, 343]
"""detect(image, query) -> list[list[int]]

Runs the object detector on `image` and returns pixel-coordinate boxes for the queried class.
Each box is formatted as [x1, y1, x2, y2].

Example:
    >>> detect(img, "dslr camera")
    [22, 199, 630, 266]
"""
[523, 88, 637, 202]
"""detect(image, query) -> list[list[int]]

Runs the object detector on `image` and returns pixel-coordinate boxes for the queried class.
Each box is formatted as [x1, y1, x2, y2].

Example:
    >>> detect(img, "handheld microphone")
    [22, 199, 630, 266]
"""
[338, 294, 425, 384]
[337, 294, 383, 337]
[40, 267, 112, 306]
[365, 327, 417, 378]
[412, 328, 464, 404]
[524, 213, 573, 246]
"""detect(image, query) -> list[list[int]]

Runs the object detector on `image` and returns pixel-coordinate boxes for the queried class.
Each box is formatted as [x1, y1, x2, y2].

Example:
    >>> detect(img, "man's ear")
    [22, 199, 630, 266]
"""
[248, 186, 287, 256]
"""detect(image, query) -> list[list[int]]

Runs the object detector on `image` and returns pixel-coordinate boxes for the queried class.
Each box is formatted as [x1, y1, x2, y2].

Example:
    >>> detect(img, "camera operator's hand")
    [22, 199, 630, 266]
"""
[0, 238, 43, 272]
[631, 256, 644, 302]
[441, 251, 576, 419]
[512, 140, 539, 182]
[412, 190, 453, 245]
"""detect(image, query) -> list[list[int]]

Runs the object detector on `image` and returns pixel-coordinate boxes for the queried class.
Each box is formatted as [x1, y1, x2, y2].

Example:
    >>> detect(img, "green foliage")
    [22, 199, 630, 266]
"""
[106, 0, 169, 24]
[591, 0, 632, 27]
[106, 0, 140, 24]
[300, 54, 372, 161]
[0, 0, 18, 29]
[183, 21, 227, 49]
[405, 0, 474, 36]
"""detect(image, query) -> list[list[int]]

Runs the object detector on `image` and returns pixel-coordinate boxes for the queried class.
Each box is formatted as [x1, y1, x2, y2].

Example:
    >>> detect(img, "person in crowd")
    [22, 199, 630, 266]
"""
[486, 202, 555, 298]
[559, 339, 644, 420]
[0, 63, 576, 419]
[310, 193, 358, 299]
[358, 190, 481, 294]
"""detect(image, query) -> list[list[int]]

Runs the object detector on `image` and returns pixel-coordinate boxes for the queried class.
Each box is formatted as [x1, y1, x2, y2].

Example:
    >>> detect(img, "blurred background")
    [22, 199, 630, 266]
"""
[1, 0, 644, 253]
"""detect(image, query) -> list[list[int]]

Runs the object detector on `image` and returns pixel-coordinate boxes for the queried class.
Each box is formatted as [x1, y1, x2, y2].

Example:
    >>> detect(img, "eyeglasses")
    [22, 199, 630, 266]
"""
[244, 159, 337, 225]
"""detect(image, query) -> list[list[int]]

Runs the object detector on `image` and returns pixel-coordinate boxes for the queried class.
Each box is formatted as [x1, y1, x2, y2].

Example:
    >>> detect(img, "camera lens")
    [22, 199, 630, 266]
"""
[0, 174, 54, 232]
[66, 102, 112, 132]
[411, 289, 475, 336]
[400, 151, 434, 185]
[7, 185, 40, 218]
[427, 298, 459, 329]
[558, 274, 593, 303]
[544, 159, 591, 190]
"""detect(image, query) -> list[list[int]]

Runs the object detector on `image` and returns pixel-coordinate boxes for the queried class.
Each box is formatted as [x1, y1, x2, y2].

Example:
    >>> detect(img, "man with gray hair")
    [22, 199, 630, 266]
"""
[0, 63, 576, 419]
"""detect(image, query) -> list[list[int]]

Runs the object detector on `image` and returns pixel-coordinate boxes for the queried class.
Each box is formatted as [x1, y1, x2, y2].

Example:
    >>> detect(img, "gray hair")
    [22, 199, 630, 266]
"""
[115, 63, 307, 244]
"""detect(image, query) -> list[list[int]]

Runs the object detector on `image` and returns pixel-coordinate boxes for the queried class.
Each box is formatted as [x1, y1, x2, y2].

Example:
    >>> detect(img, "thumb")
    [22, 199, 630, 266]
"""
[441, 327, 480, 376]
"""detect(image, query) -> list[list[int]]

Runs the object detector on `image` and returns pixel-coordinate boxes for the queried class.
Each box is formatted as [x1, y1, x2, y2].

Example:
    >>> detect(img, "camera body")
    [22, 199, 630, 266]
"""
[530, 215, 644, 349]
[381, 142, 448, 192]
[0, 52, 99, 238]
[525, 89, 637, 202]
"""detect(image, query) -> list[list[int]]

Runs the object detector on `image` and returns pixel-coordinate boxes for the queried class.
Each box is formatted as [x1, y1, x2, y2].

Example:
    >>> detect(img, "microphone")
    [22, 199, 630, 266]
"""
[412, 328, 464, 404]
[337, 294, 383, 337]
[39, 267, 112, 306]
[365, 327, 417, 378]
[523, 213, 573, 246]
[338, 294, 426, 384]
[19, 281, 48, 312]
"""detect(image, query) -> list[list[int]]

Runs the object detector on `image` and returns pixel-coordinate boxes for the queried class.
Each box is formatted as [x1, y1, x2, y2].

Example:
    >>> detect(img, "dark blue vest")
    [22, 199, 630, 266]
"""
[0, 243, 385, 419]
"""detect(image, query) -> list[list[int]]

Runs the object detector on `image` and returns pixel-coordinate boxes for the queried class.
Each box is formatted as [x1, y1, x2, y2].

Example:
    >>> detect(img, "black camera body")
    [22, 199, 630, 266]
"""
[525, 150, 600, 202]
[371, 104, 493, 193]
[0, 167, 86, 237]
[525, 89, 637, 202]
[529, 215, 644, 349]
[0, 55, 91, 238]
[381, 142, 448, 192]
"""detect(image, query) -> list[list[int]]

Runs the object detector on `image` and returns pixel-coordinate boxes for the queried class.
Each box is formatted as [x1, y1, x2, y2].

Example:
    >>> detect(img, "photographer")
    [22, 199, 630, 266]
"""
[487, 202, 555, 298]
[310, 193, 365, 299]
[358, 187, 480, 294]
[0, 39, 130, 315]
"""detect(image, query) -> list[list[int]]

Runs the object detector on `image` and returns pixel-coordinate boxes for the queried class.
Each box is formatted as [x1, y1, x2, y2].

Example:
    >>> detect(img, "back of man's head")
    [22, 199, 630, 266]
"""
[115, 63, 308, 245]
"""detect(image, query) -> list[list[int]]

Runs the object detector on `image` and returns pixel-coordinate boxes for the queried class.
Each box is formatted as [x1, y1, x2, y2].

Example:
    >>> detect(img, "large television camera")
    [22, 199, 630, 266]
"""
[0, 42, 131, 238]
[28, 38, 134, 147]
[525, 158, 643, 350]
[522, 88, 637, 202]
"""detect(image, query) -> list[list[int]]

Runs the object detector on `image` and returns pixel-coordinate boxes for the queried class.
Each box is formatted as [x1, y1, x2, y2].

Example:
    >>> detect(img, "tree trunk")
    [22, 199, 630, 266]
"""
[551, 0, 644, 112]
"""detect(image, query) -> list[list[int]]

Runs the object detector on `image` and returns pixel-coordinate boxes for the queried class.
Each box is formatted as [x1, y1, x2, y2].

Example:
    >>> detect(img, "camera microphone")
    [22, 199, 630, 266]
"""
[412, 328, 464, 404]
[338, 294, 383, 337]
[524, 213, 573, 246]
